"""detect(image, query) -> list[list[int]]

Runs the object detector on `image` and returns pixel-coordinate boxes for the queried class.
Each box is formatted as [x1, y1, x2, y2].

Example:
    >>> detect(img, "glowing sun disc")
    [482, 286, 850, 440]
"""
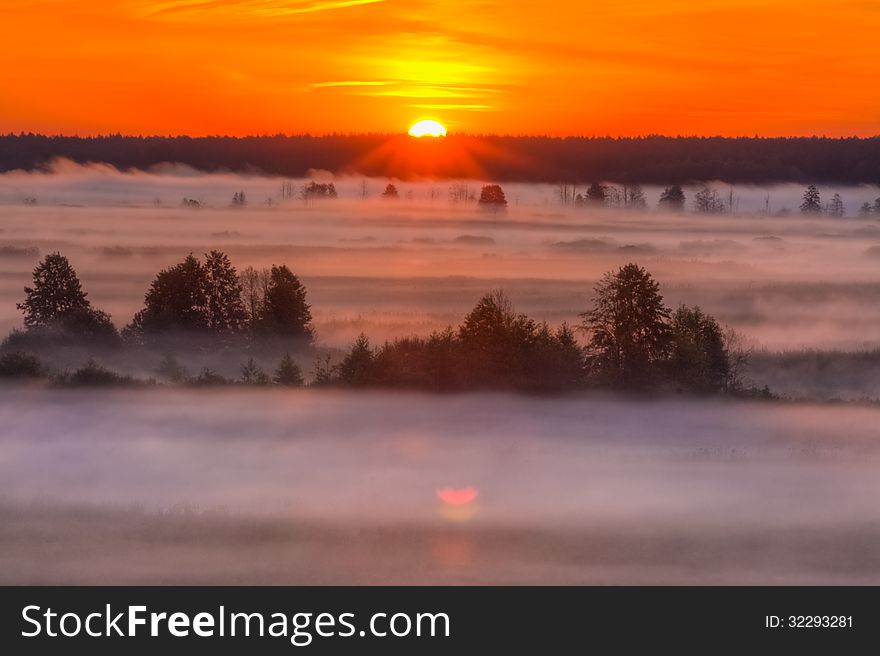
[408, 119, 447, 138]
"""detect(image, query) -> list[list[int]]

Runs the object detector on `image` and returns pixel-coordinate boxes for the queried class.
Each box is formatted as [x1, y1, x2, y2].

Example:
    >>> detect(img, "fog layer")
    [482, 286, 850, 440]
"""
[2, 165, 880, 361]
[1, 389, 878, 583]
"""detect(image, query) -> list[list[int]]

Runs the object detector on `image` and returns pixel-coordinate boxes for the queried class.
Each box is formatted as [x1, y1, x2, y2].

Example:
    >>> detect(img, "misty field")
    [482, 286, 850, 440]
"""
[1, 167, 880, 583]
[2, 389, 880, 584]
[3, 167, 880, 395]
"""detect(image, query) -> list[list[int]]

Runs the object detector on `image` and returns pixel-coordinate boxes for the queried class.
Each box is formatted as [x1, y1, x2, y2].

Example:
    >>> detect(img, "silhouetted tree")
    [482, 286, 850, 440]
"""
[523, 322, 586, 392]
[693, 186, 726, 213]
[280, 181, 296, 200]
[423, 328, 459, 391]
[239, 266, 270, 323]
[668, 306, 729, 394]
[17, 252, 117, 342]
[127, 254, 209, 337]
[336, 334, 375, 387]
[858, 202, 873, 216]
[477, 184, 507, 211]
[194, 367, 229, 386]
[585, 182, 606, 205]
[458, 290, 536, 388]
[604, 184, 623, 208]
[827, 193, 845, 217]
[370, 336, 435, 389]
[19, 252, 89, 327]
[239, 358, 270, 385]
[254, 265, 314, 342]
[203, 250, 248, 334]
[301, 181, 337, 202]
[658, 185, 686, 211]
[800, 185, 822, 214]
[450, 183, 474, 203]
[128, 251, 255, 341]
[581, 264, 671, 390]
[625, 184, 647, 209]
[311, 353, 337, 387]
[382, 183, 399, 199]
[273, 353, 304, 387]
[722, 327, 750, 394]
[231, 191, 247, 207]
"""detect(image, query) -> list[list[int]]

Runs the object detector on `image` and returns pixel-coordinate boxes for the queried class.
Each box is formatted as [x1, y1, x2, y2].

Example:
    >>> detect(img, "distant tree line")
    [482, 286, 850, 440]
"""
[1, 252, 766, 397]
[4, 134, 880, 184]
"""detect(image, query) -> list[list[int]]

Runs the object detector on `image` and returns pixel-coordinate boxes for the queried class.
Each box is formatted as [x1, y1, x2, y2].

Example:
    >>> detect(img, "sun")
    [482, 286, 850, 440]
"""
[408, 119, 447, 138]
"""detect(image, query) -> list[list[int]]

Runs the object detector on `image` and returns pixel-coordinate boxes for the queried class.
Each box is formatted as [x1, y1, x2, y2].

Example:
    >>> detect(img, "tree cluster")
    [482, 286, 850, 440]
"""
[3, 252, 758, 397]
[318, 266, 750, 395]
[9, 252, 313, 351]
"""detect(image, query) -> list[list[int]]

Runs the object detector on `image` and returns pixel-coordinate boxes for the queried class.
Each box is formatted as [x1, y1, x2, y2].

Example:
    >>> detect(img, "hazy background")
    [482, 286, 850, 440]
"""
[3, 389, 880, 584]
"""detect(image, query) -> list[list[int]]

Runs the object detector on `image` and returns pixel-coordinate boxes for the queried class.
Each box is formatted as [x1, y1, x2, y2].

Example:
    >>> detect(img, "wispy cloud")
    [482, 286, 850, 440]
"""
[138, 0, 385, 19]
[408, 104, 494, 111]
[311, 80, 394, 88]
[311, 80, 501, 106]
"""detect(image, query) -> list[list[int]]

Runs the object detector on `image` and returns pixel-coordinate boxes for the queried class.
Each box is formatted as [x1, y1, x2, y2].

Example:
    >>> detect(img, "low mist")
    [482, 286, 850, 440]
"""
[1, 163, 879, 357]
[2, 389, 879, 584]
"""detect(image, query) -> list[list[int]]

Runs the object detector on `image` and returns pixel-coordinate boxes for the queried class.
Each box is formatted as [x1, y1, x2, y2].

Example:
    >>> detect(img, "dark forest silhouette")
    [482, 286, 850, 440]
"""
[0, 252, 767, 397]
[3, 134, 880, 183]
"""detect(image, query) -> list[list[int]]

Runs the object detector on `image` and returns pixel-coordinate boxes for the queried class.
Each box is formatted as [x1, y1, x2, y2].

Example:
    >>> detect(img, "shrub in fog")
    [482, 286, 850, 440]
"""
[477, 184, 507, 212]
[193, 367, 230, 387]
[658, 185, 686, 211]
[693, 187, 726, 214]
[0, 352, 47, 379]
[273, 353, 304, 387]
[239, 358, 271, 386]
[61, 359, 134, 387]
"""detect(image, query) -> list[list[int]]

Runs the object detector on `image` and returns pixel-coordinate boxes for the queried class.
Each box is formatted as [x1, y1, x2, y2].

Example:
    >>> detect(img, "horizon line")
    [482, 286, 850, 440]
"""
[4, 132, 880, 141]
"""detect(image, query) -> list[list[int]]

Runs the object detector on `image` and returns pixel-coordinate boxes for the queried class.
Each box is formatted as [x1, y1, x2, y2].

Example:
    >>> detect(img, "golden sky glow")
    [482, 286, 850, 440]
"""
[2, 0, 879, 136]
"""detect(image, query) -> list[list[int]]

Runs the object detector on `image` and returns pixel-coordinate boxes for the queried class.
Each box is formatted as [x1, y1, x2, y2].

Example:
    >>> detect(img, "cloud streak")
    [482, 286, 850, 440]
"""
[137, 0, 386, 19]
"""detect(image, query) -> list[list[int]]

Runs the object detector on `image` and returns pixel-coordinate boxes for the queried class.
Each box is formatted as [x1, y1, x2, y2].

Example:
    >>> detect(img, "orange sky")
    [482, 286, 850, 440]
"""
[2, 0, 879, 136]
